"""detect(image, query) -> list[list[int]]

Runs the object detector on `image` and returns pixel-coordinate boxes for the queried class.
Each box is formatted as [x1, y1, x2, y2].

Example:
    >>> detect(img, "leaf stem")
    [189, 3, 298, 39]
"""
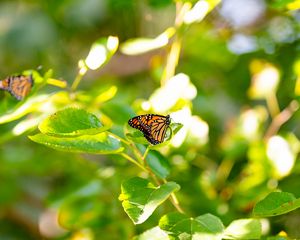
[108, 132, 130, 145]
[163, 179, 185, 213]
[129, 142, 145, 164]
[71, 73, 84, 91]
[120, 153, 148, 172]
[71, 62, 88, 91]
[46, 78, 67, 88]
[161, 2, 190, 85]
[264, 100, 299, 140]
[142, 147, 150, 163]
[266, 93, 280, 119]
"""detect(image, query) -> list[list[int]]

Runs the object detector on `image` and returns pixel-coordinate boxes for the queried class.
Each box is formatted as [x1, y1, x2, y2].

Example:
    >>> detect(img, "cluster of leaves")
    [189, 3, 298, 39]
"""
[1, 0, 300, 239]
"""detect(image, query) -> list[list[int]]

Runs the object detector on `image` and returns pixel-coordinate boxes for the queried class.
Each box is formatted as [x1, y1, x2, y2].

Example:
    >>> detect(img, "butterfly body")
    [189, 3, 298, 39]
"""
[0, 74, 33, 100]
[128, 114, 170, 145]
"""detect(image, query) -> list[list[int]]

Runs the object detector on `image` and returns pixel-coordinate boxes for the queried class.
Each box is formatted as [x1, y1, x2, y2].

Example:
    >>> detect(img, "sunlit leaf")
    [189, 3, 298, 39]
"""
[120, 28, 175, 55]
[223, 219, 261, 239]
[266, 135, 296, 178]
[94, 86, 118, 104]
[84, 36, 119, 70]
[170, 122, 183, 136]
[29, 132, 124, 154]
[253, 192, 300, 217]
[159, 212, 224, 240]
[12, 115, 43, 136]
[0, 94, 51, 124]
[183, 0, 221, 25]
[119, 177, 180, 224]
[248, 61, 280, 99]
[133, 226, 169, 240]
[149, 73, 197, 113]
[146, 150, 170, 179]
[287, 0, 300, 10]
[39, 108, 109, 137]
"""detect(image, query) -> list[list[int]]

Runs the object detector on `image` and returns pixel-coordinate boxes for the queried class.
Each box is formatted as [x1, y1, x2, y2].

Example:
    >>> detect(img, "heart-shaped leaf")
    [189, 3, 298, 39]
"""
[119, 177, 180, 224]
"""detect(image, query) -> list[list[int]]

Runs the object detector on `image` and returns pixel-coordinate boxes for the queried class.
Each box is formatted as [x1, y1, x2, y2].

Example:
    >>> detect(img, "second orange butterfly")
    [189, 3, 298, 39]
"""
[0, 74, 33, 100]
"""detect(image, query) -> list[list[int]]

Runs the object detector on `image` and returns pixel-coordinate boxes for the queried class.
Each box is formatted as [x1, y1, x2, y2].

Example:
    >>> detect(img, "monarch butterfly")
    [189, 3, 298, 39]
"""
[128, 114, 171, 145]
[0, 74, 33, 100]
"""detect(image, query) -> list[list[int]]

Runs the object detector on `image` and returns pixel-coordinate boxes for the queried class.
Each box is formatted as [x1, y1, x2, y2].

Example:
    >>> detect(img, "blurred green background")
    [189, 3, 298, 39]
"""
[1, 0, 300, 239]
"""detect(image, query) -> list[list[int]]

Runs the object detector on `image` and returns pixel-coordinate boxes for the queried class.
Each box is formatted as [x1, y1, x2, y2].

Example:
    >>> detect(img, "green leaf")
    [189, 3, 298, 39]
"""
[84, 36, 119, 70]
[133, 226, 169, 240]
[29, 132, 124, 154]
[119, 177, 180, 224]
[253, 192, 300, 217]
[224, 219, 261, 239]
[170, 122, 183, 136]
[0, 94, 50, 124]
[39, 108, 109, 137]
[146, 150, 170, 179]
[120, 28, 175, 55]
[159, 212, 224, 240]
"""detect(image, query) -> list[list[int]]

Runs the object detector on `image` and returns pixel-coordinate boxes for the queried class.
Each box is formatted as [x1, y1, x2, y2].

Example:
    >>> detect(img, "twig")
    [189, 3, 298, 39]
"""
[120, 153, 148, 172]
[266, 93, 281, 118]
[142, 147, 150, 163]
[129, 142, 145, 164]
[71, 63, 87, 91]
[264, 100, 299, 140]
[161, 2, 190, 85]
[162, 179, 185, 213]
[108, 132, 130, 145]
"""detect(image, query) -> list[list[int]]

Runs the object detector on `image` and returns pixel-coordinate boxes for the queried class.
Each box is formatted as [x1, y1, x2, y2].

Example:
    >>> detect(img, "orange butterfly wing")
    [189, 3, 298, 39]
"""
[128, 114, 170, 145]
[8, 75, 33, 100]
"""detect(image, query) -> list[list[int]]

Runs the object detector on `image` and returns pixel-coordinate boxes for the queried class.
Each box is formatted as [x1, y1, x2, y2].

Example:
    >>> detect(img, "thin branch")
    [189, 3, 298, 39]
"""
[264, 100, 299, 140]
[120, 153, 148, 172]
[108, 132, 130, 145]
[129, 142, 145, 164]
[161, 2, 190, 85]
[162, 179, 185, 213]
[46, 78, 67, 88]
[142, 147, 150, 163]
[266, 93, 280, 119]
[71, 64, 87, 91]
